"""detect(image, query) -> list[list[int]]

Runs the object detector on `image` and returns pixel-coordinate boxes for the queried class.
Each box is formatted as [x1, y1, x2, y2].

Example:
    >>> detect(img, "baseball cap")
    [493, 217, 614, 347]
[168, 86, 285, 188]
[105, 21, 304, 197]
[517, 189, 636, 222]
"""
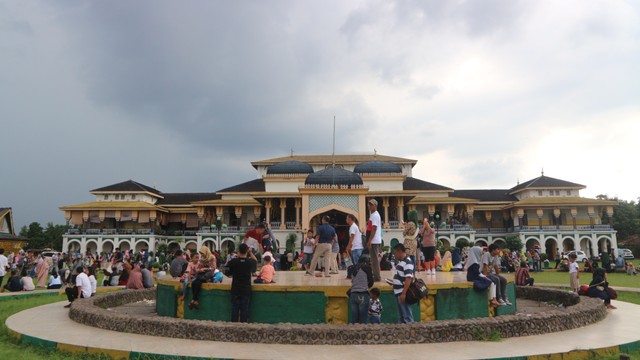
[368, 199, 378, 206]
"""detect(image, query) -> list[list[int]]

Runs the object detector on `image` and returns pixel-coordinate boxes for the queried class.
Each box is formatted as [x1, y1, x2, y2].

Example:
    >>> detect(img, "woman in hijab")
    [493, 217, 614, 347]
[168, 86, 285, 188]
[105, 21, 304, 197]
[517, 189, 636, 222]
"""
[441, 250, 453, 272]
[451, 247, 462, 271]
[402, 222, 419, 270]
[35, 254, 50, 288]
[188, 246, 217, 310]
[465, 246, 499, 307]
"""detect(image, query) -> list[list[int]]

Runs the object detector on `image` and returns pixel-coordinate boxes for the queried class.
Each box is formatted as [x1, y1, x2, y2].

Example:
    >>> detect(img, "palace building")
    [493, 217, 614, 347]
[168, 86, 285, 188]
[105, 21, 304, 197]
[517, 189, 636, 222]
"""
[60, 153, 618, 260]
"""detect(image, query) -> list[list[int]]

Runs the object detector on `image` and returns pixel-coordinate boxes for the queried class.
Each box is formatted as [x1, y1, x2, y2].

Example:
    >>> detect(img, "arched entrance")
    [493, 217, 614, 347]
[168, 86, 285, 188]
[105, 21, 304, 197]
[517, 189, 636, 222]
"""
[525, 238, 540, 251]
[562, 238, 575, 252]
[545, 238, 558, 260]
[203, 239, 215, 252]
[598, 237, 612, 256]
[310, 210, 351, 253]
[67, 240, 81, 253]
[102, 241, 114, 255]
[580, 237, 592, 257]
[475, 240, 488, 247]
[86, 241, 98, 256]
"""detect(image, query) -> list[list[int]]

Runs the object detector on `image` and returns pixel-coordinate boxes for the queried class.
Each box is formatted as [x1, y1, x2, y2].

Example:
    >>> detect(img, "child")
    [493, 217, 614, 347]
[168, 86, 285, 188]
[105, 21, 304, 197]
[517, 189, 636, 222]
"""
[515, 260, 534, 286]
[254, 255, 276, 284]
[568, 253, 580, 293]
[368, 287, 383, 324]
[626, 261, 637, 276]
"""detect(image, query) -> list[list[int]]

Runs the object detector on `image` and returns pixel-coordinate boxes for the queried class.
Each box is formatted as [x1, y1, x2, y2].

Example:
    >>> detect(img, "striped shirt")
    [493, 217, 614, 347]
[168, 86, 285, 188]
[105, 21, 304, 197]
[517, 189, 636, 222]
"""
[393, 256, 414, 295]
[515, 267, 530, 286]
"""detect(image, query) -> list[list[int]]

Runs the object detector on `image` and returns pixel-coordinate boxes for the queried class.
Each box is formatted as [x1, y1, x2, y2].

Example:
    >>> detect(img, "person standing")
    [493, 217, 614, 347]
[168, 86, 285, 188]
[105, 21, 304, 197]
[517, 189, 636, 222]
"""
[366, 199, 383, 282]
[224, 243, 257, 322]
[392, 244, 414, 323]
[307, 215, 336, 277]
[420, 219, 437, 275]
[301, 230, 316, 273]
[554, 249, 562, 269]
[349, 255, 373, 324]
[346, 214, 364, 267]
[402, 221, 419, 270]
[0, 249, 7, 287]
[568, 253, 580, 293]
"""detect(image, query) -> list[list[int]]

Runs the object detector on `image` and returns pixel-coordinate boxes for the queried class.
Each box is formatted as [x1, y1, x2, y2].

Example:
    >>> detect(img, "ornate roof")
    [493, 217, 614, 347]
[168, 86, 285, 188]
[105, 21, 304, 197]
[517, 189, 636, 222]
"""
[402, 177, 452, 191]
[252, 154, 417, 168]
[354, 160, 402, 174]
[509, 175, 585, 194]
[156, 193, 220, 205]
[452, 189, 518, 202]
[267, 160, 314, 175]
[305, 167, 363, 186]
[91, 180, 163, 196]
[217, 179, 265, 193]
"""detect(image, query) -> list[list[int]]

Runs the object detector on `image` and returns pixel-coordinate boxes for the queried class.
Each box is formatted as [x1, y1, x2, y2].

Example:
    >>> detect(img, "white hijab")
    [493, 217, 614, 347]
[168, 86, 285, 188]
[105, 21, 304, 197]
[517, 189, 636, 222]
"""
[464, 246, 484, 270]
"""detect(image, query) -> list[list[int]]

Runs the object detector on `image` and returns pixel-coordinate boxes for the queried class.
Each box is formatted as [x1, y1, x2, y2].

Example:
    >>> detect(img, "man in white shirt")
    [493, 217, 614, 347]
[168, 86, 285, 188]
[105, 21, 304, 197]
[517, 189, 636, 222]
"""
[366, 199, 383, 282]
[0, 249, 8, 287]
[64, 266, 92, 308]
[346, 214, 364, 266]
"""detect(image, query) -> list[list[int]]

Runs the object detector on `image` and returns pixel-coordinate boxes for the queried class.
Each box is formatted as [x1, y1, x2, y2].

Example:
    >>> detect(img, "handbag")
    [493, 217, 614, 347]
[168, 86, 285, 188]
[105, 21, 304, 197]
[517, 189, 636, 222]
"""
[405, 278, 428, 304]
[606, 287, 618, 300]
[473, 276, 493, 292]
[196, 270, 214, 282]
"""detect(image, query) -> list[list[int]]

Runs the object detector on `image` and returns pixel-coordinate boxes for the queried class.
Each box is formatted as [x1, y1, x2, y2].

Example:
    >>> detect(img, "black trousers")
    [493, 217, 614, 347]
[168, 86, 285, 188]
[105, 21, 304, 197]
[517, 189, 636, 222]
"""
[65, 286, 85, 302]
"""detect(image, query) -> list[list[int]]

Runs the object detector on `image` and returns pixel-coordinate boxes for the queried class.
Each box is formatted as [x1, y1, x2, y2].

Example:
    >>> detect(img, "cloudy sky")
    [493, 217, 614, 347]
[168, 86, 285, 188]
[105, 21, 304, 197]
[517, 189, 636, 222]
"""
[2, 1, 639, 228]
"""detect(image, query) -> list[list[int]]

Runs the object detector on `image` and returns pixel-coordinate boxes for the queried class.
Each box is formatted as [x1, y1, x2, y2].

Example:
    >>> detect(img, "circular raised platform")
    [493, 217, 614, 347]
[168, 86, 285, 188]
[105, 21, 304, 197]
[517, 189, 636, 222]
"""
[6, 295, 637, 359]
[156, 271, 518, 324]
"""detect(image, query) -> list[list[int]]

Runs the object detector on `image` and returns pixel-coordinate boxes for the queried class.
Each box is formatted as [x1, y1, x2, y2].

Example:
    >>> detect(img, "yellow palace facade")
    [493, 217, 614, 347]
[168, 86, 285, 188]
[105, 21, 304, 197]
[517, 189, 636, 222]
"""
[60, 154, 618, 259]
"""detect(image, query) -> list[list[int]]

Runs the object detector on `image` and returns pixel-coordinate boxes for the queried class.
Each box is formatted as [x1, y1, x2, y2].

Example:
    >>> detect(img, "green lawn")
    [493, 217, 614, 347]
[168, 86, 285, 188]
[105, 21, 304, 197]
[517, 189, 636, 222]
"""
[0, 293, 108, 360]
[532, 267, 640, 289]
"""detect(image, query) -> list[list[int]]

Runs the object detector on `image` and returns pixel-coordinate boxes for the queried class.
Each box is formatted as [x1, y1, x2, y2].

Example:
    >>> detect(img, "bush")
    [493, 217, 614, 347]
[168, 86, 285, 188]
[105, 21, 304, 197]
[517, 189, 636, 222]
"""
[505, 235, 523, 253]
[455, 238, 470, 249]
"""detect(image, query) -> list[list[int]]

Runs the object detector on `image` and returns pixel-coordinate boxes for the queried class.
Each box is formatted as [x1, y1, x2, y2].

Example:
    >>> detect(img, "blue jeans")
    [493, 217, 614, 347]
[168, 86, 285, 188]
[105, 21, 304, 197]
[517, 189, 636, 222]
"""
[369, 315, 381, 324]
[231, 295, 251, 322]
[351, 248, 364, 266]
[396, 295, 414, 323]
[349, 292, 370, 324]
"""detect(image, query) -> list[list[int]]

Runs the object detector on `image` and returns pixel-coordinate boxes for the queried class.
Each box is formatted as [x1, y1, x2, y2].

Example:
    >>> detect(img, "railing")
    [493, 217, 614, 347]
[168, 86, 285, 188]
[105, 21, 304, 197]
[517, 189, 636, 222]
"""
[270, 222, 281, 229]
[285, 222, 296, 229]
[388, 221, 399, 229]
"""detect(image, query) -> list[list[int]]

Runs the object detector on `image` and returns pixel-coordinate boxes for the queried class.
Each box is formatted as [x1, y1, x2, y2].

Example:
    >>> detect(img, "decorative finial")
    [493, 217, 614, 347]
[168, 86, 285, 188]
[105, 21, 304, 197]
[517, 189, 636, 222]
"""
[541, 168, 544, 176]
[517, 178, 519, 185]
[374, 148, 377, 159]
[290, 148, 294, 157]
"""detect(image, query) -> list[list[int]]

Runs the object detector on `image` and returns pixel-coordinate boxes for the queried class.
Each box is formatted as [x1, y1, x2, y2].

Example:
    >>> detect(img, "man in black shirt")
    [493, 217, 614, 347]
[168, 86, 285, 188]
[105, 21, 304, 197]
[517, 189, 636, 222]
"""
[224, 243, 257, 322]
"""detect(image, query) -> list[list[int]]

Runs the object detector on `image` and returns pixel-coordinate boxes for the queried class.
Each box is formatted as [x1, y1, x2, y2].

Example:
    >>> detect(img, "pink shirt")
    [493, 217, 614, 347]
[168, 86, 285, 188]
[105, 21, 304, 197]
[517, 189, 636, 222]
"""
[259, 264, 275, 282]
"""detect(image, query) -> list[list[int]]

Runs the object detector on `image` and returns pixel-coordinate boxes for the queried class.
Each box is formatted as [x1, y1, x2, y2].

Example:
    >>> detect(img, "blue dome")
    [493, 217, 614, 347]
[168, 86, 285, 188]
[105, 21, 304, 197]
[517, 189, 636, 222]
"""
[267, 160, 314, 175]
[305, 167, 363, 186]
[354, 160, 402, 174]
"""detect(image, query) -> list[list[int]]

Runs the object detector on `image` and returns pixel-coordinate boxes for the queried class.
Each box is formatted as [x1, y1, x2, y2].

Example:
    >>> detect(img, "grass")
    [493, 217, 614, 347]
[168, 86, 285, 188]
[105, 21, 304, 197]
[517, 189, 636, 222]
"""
[0, 293, 109, 360]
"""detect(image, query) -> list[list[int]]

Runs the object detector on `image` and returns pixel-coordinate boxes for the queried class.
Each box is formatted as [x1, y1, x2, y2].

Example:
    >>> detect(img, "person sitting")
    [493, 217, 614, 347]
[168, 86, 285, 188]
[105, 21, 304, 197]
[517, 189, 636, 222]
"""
[626, 261, 638, 276]
[188, 246, 217, 310]
[254, 255, 276, 284]
[126, 263, 144, 290]
[21, 269, 35, 291]
[48, 269, 63, 289]
[465, 246, 499, 307]
[2, 269, 23, 292]
[169, 249, 189, 278]
[88, 267, 97, 295]
[583, 259, 593, 273]
[588, 267, 616, 309]
[141, 263, 155, 288]
[64, 266, 92, 308]
[515, 260, 534, 286]
[440, 250, 453, 272]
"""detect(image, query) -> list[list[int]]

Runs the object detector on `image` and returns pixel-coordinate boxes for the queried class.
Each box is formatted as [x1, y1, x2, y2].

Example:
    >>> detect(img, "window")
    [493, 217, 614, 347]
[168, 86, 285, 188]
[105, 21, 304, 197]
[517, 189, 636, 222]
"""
[566, 190, 571, 196]
[538, 190, 543, 196]
[555, 190, 560, 195]
[104, 195, 109, 200]
[131, 194, 136, 200]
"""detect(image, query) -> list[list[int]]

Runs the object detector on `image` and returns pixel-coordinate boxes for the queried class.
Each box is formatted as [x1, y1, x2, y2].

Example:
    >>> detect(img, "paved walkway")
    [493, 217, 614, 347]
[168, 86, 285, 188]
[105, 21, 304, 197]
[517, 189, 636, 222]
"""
[536, 282, 640, 293]
[6, 298, 640, 359]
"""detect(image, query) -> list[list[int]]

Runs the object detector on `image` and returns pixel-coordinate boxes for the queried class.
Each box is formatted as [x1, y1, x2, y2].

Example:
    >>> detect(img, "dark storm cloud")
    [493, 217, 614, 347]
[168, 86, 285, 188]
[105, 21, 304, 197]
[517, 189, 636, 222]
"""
[50, 1, 372, 156]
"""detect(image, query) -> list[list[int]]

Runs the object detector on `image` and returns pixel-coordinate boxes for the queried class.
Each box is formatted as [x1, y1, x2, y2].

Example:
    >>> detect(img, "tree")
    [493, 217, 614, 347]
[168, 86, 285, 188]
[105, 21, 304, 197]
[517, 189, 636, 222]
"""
[505, 235, 523, 253]
[22, 222, 45, 249]
[612, 200, 640, 241]
[43, 222, 70, 250]
[455, 238, 470, 249]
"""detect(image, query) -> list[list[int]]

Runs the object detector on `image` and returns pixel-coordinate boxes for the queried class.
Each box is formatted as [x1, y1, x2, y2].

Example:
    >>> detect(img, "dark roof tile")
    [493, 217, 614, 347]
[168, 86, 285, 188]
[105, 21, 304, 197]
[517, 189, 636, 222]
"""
[403, 177, 452, 191]
[156, 193, 220, 205]
[509, 175, 585, 193]
[217, 179, 265, 193]
[91, 180, 162, 196]
[452, 189, 518, 202]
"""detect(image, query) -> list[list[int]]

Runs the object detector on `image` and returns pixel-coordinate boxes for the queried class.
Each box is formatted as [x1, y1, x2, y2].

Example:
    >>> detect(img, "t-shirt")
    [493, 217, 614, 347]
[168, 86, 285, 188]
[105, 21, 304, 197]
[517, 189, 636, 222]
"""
[89, 275, 97, 294]
[368, 211, 382, 244]
[169, 257, 188, 278]
[369, 298, 383, 316]
[49, 275, 62, 286]
[261, 231, 273, 251]
[515, 267, 530, 286]
[76, 272, 92, 298]
[225, 257, 257, 296]
[141, 268, 154, 288]
[421, 227, 436, 247]
[303, 236, 315, 254]
[0, 254, 7, 277]
[393, 256, 414, 295]
[21, 276, 35, 291]
[317, 223, 336, 244]
[569, 262, 579, 274]
[245, 238, 260, 252]
[481, 252, 500, 275]
[349, 224, 363, 250]
[244, 229, 262, 241]
[258, 264, 275, 282]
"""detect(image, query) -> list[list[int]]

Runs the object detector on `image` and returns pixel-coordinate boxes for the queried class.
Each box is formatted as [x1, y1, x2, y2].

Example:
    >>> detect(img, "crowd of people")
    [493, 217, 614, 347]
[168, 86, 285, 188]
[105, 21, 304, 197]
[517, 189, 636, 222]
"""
[1, 205, 630, 323]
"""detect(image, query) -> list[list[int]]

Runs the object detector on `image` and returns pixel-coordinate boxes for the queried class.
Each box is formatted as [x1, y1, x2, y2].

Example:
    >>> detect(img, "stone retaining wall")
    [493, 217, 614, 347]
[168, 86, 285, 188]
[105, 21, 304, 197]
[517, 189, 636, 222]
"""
[69, 287, 608, 345]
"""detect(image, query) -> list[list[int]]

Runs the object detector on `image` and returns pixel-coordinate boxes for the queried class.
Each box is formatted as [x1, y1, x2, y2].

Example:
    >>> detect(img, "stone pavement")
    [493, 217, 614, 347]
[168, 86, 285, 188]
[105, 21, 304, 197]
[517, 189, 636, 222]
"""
[536, 282, 640, 293]
[6, 298, 640, 359]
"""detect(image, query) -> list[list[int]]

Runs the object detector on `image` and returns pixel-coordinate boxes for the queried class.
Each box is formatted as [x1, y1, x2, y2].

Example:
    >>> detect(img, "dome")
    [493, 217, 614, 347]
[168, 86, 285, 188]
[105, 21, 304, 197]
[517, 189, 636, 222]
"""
[353, 160, 402, 174]
[267, 160, 314, 175]
[305, 167, 363, 186]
